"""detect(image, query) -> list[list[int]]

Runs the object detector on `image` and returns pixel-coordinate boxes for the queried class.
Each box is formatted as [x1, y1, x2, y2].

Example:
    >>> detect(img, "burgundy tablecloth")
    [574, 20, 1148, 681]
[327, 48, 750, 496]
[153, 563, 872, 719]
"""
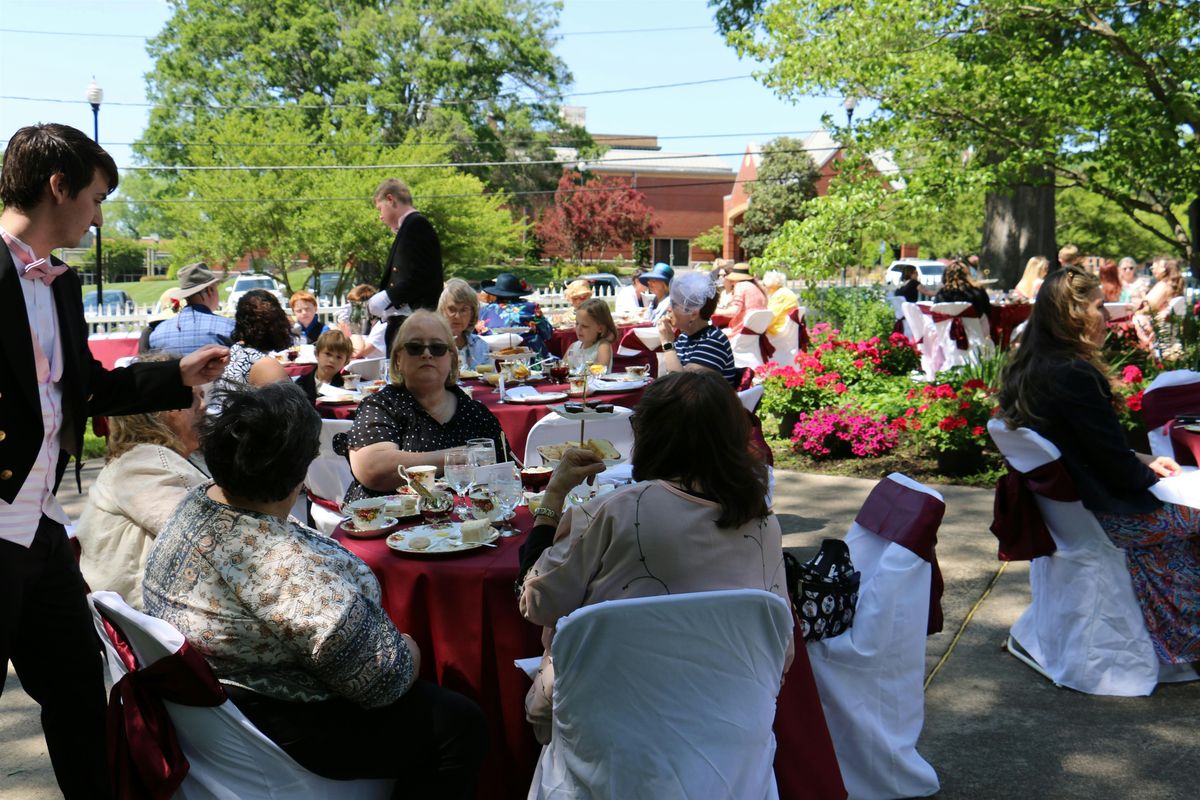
[315, 400, 357, 420]
[333, 511, 543, 800]
[335, 512, 846, 800]
[989, 304, 1032, 349]
[88, 333, 141, 369]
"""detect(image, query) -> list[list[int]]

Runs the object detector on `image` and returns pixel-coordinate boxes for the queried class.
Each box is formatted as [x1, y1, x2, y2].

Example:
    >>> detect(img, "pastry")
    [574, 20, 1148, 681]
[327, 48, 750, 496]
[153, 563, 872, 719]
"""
[460, 519, 490, 543]
[407, 535, 432, 551]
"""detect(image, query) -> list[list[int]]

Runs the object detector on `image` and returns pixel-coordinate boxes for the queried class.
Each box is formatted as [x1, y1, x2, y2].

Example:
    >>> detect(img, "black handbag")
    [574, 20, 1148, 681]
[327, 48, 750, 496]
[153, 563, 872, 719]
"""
[784, 539, 860, 642]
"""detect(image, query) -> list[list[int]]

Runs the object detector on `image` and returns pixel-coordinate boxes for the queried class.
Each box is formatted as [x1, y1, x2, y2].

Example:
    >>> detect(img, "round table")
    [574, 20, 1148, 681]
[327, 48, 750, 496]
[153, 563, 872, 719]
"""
[87, 332, 141, 369]
[989, 303, 1033, 349]
[333, 510, 847, 800]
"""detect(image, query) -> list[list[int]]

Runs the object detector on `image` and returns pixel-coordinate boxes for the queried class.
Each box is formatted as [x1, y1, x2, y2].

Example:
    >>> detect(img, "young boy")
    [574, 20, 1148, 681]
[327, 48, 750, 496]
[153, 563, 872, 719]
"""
[296, 329, 353, 403]
[0, 123, 228, 798]
[289, 289, 327, 344]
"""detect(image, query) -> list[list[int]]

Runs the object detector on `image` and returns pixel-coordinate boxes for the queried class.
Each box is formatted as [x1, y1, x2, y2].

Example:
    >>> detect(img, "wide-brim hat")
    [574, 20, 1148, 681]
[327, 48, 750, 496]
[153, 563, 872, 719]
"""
[149, 287, 183, 322]
[727, 263, 756, 282]
[643, 262, 674, 284]
[481, 272, 532, 299]
[177, 262, 223, 298]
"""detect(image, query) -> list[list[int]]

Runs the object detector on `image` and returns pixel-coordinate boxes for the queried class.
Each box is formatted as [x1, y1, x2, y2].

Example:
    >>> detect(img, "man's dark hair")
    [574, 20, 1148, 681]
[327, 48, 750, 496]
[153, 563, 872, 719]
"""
[201, 383, 321, 503]
[631, 370, 769, 528]
[0, 123, 119, 211]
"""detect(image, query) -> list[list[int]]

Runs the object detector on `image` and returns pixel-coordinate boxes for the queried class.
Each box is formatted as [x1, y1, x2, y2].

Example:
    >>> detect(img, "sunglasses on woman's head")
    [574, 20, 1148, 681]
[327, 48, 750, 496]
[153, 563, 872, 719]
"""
[401, 341, 451, 357]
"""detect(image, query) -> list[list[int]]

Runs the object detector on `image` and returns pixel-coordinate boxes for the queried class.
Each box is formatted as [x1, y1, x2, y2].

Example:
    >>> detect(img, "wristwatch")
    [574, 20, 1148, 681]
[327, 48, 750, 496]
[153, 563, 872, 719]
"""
[661, 341, 675, 351]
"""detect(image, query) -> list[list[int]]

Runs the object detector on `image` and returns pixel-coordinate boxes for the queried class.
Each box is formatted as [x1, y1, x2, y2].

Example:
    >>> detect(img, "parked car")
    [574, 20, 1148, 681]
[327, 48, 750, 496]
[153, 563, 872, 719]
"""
[303, 272, 347, 306]
[884, 259, 945, 289]
[82, 289, 136, 314]
[225, 273, 286, 312]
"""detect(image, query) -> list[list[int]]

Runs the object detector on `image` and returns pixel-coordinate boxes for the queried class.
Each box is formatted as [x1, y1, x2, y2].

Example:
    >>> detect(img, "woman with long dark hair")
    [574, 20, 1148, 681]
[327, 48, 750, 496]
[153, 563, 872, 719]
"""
[516, 370, 789, 743]
[216, 288, 291, 389]
[997, 266, 1200, 668]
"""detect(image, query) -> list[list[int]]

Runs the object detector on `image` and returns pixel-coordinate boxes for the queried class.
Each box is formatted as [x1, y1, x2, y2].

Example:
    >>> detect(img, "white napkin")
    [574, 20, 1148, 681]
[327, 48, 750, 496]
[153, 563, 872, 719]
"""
[317, 383, 358, 399]
[1150, 471, 1200, 510]
[504, 385, 541, 400]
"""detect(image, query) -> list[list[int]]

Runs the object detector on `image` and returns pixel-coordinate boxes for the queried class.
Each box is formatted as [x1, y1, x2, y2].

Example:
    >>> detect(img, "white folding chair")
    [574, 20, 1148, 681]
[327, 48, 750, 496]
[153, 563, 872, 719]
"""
[926, 302, 991, 374]
[889, 296, 913, 340]
[524, 408, 634, 467]
[738, 384, 765, 413]
[530, 590, 792, 800]
[806, 473, 943, 800]
[345, 357, 385, 381]
[902, 302, 937, 379]
[986, 420, 1197, 695]
[1104, 302, 1132, 323]
[729, 308, 776, 369]
[766, 311, 801, 366]
[1142, 370, 1200, 460]
[307, 419, 355, 534]
[632, 327, 662, 351]
[89, 591, 393, 799]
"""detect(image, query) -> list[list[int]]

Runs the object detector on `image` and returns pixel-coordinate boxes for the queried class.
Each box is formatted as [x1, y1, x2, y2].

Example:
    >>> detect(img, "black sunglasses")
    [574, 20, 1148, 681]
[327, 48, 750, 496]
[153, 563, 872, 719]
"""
[401, 340, 451, 357]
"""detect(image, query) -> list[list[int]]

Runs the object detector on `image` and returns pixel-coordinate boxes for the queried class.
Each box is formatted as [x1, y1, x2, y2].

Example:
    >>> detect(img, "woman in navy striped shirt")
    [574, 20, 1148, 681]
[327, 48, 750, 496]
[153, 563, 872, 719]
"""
[656, 271, 739, 386]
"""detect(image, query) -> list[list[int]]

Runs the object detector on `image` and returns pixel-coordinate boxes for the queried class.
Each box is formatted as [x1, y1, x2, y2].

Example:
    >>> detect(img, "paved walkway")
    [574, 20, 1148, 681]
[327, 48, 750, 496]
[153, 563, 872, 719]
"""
[3, 466, 1197, 798]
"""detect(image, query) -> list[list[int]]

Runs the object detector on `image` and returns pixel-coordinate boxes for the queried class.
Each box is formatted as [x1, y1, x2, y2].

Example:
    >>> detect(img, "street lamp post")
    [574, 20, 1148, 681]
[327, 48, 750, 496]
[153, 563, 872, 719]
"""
[86, 78, 104, 307]
[841, 96, 858, 287]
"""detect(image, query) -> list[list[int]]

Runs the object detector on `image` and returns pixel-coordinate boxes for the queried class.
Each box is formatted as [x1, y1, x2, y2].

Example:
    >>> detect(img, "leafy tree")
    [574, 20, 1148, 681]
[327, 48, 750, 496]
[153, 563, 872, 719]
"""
[712, 0, 1200, 282]
[137, 0, 581, 202]
[693, 224, 725, 258]
[71, 237, 149, 281]
[536, 171, 659, 262]
[1056, 187, 1181, 262]
[734, 137, 820, 258]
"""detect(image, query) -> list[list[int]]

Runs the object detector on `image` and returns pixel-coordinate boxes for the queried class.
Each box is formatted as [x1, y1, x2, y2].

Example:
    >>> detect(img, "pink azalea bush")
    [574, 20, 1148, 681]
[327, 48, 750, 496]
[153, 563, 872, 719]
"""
[791, 406, 900, 459]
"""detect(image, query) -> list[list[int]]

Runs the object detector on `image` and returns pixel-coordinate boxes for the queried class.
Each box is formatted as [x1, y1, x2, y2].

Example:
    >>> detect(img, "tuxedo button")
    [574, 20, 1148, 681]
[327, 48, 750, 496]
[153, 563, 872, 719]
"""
[0, 470, 12, 481]
[0, 431, 6, 441]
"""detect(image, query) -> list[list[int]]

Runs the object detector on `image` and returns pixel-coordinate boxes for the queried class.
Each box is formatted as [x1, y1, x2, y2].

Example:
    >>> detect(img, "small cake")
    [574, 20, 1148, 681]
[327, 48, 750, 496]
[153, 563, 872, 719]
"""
[407, 535, 432, 551]
[461, 519, 490, 543]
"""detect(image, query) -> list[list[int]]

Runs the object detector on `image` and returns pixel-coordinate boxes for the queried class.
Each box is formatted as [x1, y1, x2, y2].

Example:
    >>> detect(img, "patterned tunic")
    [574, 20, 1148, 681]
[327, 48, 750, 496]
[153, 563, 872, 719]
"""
[339, 384, 503, 503]
[143, 484, 415, 707]
[215, 342, 270, 392]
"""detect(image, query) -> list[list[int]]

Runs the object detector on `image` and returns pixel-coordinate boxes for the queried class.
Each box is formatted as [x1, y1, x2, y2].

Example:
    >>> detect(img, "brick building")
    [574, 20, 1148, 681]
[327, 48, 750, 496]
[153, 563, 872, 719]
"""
[548, 132, 735, 266]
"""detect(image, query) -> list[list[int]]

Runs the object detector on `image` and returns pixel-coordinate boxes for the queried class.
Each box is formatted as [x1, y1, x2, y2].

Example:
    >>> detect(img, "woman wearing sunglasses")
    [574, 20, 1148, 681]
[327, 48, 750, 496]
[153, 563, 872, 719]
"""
[341, 310, 502, 502]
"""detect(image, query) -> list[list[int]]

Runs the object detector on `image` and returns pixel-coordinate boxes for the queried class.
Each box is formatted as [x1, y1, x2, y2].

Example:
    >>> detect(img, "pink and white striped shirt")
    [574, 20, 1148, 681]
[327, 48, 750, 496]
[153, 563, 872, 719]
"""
[0, 227, 69, 547]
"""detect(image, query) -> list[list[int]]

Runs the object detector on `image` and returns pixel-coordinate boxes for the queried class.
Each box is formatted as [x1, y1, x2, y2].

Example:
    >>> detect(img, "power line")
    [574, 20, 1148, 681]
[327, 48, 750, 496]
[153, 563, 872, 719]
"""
[113, 145, 836, 173]
[0, 23, 716, 40]
[0, 75, 753, 110]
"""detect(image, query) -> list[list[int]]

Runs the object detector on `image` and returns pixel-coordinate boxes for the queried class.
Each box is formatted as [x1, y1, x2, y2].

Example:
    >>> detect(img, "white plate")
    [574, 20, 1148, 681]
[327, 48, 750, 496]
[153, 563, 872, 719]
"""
[537, 443, 623, 467]
[504, 391, 569, 405]
[547, 403, 629, 420]
[588, 377, 648, 392]
[385, 523, 499, 555]
[317, 395, 362, 405]
[491, 327, 528, 335]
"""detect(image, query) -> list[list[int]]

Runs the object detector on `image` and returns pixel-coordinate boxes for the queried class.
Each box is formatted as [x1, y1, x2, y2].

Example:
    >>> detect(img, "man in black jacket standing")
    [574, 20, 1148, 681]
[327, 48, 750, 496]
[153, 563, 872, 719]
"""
[0, 123, 228, 798]
[374, 178, 443, 355]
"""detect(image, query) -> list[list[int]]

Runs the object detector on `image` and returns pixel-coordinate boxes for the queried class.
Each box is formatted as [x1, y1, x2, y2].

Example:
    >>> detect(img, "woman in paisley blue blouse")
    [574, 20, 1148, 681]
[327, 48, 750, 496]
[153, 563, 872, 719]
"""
[143, 382, 485, 797]
[477, 272, 553, 355]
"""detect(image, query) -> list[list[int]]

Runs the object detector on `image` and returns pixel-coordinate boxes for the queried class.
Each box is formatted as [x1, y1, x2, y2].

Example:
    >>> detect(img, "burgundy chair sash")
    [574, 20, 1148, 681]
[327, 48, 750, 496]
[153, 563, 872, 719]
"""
[306, 489, 342, 513]
[1167, 422, 1200, 467]
[854, 479, 946, 635]
[892, 317, 905, 335]
[788, 308, 810, 351]
[101, 614, 226, 800]
[923, 305, 982, 351]
[1140, 382, 1200, 431]
[758, 330, 776, 360]
[989, 458, 1077, 562]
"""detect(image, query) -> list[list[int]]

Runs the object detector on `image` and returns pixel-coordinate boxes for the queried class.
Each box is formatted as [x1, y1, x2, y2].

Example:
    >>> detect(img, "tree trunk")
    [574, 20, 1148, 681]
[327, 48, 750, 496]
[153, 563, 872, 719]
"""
[980, 181, 1056, 289]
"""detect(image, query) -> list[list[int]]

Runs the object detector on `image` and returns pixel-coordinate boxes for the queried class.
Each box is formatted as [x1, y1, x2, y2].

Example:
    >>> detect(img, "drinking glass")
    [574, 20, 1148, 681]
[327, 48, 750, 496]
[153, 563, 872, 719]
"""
[588, 361, 608, 379]
[490, 467, 524, 537]
[467, 438, 497, 469]
[566, 349, 585, 375]
[443, 447, 474, 519]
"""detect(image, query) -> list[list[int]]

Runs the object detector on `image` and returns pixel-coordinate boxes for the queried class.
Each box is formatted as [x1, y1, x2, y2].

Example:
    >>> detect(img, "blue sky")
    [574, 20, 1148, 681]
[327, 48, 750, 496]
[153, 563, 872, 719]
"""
[0, 0, 843, 177]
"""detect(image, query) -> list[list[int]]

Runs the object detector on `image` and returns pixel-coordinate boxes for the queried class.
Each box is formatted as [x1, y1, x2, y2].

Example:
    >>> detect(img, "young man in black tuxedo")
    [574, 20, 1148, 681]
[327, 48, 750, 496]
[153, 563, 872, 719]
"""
[0, 123, 229, 798]
[374, 178, 443, 355]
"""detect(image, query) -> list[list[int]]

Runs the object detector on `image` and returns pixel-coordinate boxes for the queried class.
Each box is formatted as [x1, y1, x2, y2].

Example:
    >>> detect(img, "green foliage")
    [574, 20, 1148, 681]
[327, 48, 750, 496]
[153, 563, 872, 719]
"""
[716, 0, 1200, 267]
[802, 286, 895, 342]
[70, 237, 148, 280]
[1056, 187, 1181, 261]
[734, 137, 820, 258]
[693, 224, 725, 258]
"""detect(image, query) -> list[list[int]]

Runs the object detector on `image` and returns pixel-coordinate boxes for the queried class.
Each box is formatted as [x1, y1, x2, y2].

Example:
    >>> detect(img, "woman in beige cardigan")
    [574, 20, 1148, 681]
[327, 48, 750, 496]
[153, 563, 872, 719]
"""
[76, 364, 206, 609]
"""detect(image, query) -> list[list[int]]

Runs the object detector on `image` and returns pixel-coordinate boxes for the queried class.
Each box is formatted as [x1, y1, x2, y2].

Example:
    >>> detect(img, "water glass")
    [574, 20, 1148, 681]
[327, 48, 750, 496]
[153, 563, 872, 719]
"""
[443, 447, 474, 518]
[467, 438, 497, 469]
[490, 468, 524, 537]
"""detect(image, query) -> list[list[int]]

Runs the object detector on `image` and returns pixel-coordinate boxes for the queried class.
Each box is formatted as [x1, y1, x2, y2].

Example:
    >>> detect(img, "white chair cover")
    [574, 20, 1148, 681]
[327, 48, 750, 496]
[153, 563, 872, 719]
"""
[530, 590, 792, 800]
[738, 384, 765, 413]
[806, 473, 942, 800]
[728, 308, 776, 370]
[1104, 302, 1132, 322]
[926, 302, 992, 374]
[632, 327, 662, 351]
[766, 310, 802, 366]
[889, 296, 914, 340]
[89, 591, 393, 799]
[524, 408, 635, 467]
[901, 302, 936, 379]
[986, 420, 1197, 695]
[1142, 369, 1200, 460]
[345, 357, 385, 381]
[307, 419, 354, 534]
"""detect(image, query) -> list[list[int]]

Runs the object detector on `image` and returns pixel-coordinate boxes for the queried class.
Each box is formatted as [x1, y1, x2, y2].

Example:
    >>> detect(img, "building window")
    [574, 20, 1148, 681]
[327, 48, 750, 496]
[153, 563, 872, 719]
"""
[653, 238, 690, 267]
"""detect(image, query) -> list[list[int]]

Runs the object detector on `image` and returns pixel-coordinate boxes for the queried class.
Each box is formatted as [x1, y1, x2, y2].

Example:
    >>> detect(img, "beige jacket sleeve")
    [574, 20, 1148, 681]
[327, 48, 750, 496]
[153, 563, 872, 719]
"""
[519, 503, 611, 629]
[109, 445, 208, 534]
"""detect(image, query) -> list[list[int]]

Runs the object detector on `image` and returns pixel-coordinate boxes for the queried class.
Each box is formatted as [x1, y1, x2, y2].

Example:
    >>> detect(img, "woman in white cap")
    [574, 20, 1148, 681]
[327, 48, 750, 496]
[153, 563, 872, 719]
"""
[655, 271, 739, 386]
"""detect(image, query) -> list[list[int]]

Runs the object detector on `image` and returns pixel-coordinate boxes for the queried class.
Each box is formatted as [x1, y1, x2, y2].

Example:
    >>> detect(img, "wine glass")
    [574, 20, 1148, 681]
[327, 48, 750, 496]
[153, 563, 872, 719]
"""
[443, 447, 474, 519]
[490, 467, 524, 538]
[566, 349, 585, 376]
[588, 361, 608, 380]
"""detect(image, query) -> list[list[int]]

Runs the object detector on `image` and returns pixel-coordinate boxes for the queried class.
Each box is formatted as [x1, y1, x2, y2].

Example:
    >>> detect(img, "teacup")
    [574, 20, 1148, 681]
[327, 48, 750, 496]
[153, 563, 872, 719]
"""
[345, 497, 387, 530]
[407, 465, 437, 490]
[568, 375, 588, 396]
[524, 491, 546, 513]
[342, 373, 361, 390]
[520, 466, 553, 490]
[468, 489, 500, 521]
[361, 380, 386, 396]
[383, 494, 419, 519]
[625, 365, 648, 379]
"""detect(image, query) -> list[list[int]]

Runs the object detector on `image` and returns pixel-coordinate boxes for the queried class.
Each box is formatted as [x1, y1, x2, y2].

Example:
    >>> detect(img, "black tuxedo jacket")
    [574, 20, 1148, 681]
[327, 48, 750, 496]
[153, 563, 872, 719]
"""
[379, 211, 443, 313]
[0, 247, 191, 502]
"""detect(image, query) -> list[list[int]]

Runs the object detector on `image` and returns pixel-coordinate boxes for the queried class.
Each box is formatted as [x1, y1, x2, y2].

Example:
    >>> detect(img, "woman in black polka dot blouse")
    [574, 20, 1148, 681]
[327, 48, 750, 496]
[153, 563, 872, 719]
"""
[341, 310, 502, 502]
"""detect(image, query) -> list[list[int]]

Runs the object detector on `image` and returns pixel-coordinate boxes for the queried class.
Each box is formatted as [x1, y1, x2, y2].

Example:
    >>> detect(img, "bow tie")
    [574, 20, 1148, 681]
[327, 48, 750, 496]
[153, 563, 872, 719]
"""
[20, 257, 69, 286]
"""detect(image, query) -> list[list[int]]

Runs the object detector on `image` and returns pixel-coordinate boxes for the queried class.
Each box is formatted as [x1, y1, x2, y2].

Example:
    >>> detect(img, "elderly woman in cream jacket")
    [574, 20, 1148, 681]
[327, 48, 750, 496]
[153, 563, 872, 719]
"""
[76, 373, 206, 609]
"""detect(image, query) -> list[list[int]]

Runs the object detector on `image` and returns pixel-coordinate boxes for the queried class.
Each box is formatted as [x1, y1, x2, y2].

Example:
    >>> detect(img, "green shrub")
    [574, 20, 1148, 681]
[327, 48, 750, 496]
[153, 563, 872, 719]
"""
[804, 286, 895, 341]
